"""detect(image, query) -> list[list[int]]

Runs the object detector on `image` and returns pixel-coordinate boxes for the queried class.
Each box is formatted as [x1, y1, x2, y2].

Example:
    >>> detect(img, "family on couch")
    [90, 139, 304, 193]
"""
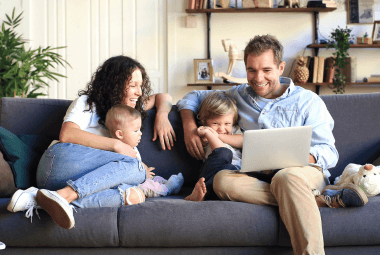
[7, 35, 369, 255]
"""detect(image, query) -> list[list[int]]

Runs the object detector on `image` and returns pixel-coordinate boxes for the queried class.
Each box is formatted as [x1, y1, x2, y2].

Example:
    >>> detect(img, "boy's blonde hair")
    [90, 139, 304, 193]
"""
[105, 104, 141, 138]
[198, 91, 238, 125]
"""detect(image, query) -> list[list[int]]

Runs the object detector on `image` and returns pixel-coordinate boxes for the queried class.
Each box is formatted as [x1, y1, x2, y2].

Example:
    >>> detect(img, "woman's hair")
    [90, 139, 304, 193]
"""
[244, 35, 283, 67]
[197, 91, 238, 125]
[105, 104, 141, 138]
[79, 55, 152, 125]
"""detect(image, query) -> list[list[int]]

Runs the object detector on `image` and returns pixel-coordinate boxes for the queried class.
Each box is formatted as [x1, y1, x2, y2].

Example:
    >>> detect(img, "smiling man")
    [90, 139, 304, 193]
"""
[177, 35, 367, 255]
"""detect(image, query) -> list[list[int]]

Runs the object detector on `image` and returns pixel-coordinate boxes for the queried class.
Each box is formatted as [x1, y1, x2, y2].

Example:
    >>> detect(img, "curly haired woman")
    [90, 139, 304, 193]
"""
[7, 56, 176, 229]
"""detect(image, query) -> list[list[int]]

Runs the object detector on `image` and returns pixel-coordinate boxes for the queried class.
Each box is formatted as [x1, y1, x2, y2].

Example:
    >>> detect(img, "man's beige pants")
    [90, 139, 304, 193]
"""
[213, 166, 329, 255]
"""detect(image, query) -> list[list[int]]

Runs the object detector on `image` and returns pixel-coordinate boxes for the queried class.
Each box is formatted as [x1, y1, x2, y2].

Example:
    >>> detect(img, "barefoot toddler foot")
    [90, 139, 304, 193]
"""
[185, 177, 207, 202]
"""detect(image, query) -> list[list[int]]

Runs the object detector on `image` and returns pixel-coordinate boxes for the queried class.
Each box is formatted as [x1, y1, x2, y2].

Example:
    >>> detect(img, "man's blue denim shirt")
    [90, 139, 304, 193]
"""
[177, 77, 338, 178]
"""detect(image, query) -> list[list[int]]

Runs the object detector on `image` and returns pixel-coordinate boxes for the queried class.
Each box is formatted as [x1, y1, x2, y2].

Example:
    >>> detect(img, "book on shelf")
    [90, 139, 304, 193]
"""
[368, 76, 380, 82]
[189, 0, 196, 9]
[312, 56, 319, 83]
[317, 56, 325, 83]
[324, 57, 335, 83]
[307, 57, 315, 83]
[195, 0, 200, 9]
[203, 0, 209, 9]
[322, 0, 337, 7]
[200, 0, 204, 9]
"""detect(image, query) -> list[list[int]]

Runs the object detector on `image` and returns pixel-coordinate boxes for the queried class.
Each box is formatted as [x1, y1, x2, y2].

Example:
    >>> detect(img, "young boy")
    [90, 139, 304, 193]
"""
[105, 104, 184, 198]
[185, 91, 243, 201]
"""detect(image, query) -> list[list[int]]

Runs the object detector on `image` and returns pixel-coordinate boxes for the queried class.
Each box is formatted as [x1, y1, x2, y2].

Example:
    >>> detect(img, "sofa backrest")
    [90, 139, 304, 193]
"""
[0, 98, 202, 186]
[1, 93, 380, 185]
[320, 93, 380, 182]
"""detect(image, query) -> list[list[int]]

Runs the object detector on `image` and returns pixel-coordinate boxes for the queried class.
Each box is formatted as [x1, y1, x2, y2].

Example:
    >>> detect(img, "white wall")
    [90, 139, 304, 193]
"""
[0, 0, 167, 100]
[1, 0, 379, 103]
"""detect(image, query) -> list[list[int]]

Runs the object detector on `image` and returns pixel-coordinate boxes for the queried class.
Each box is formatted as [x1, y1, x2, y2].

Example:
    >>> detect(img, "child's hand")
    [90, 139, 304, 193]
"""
[146, 167, 155, 179]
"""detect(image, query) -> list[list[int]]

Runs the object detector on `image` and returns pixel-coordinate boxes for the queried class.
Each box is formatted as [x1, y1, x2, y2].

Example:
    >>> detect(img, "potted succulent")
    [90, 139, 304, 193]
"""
[0, 8, 70, 98]
[326, 26, 352, 94]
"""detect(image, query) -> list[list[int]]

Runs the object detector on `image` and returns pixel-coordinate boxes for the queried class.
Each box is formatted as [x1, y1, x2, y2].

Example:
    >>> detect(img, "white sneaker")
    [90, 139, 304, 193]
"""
[7, 187, 41, 222]
[36, 189, 76, 229]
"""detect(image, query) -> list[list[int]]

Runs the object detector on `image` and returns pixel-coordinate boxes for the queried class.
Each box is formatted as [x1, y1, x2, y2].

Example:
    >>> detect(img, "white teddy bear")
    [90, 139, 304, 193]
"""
[334, 163, 380, 197]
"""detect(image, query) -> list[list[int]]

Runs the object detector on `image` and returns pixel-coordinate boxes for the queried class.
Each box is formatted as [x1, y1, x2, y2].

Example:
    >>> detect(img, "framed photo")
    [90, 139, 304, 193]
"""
[194, 59, 214, 84]
[372, 21, 380, 44]
[348, 0, 374, 24]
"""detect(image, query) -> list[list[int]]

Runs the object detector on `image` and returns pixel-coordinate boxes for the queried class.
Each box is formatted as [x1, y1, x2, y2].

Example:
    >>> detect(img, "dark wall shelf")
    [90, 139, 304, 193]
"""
[185, 7, 337, 13]
[188, 82, 380, 90]
[308, 44, 380, 48]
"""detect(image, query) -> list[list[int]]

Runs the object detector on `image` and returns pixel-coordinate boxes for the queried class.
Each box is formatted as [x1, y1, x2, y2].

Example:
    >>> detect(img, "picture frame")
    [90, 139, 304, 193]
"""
[194, 59, 214, 84]
[348, 0, 374, 24]
[372, 21, 380, 44]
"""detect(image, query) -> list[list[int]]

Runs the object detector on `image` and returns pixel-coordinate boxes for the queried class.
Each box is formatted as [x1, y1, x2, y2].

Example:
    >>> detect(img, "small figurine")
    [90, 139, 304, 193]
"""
[284, 0, 299, 8]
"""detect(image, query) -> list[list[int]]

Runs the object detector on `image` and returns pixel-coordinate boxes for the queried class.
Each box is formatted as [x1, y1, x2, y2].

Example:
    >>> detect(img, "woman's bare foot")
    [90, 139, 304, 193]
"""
[185, 178, 207, 201]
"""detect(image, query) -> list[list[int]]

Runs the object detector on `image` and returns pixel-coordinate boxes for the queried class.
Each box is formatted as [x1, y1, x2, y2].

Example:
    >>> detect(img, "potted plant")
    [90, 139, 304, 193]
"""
[326, 26, 352, 94]
[0, 8, 70, 98]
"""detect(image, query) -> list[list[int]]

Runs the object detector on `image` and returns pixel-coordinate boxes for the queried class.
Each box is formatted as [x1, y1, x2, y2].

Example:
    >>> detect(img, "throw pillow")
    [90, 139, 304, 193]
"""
[0, 150, 17, 197]
[0, 127, 41, 189]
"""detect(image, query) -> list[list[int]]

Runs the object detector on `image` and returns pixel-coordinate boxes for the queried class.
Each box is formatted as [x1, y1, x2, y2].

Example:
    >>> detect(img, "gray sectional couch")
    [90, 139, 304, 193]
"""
[0, 92, 380, 255]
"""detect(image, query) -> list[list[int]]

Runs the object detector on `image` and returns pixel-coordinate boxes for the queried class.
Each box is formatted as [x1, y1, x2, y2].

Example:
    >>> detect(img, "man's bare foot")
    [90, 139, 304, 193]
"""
[185, 178, 207, 202]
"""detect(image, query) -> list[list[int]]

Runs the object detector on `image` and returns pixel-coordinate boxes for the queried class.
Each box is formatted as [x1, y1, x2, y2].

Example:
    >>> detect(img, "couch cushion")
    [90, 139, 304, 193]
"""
[0, 150, 17, 197]
[277, 195, 380, 247]
[0, 127, 41, 189]
[0, 198, 119, 247]
[118, 199, 279, 247]
[321, 93, 380, 182]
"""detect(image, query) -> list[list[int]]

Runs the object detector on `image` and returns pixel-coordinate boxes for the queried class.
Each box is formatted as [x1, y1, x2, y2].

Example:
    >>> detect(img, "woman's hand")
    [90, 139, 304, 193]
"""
[152, 112, 176, 150]
[145, 93, 176, 151]
[114, 140, 138, 158]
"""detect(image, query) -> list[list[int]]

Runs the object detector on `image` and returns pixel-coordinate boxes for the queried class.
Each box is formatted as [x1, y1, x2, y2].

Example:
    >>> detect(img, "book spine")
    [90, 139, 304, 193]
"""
[317, 57, 325, 83]
[237, 0, 243, 8]
[312, 56, 319, 83]
[189, 0, 196, 9]
[324, 57, 335, 83]
[307, 58, 314, 83]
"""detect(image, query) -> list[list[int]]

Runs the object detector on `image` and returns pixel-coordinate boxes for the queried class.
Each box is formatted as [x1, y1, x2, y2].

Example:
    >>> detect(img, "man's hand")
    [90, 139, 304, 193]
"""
[181, 109, 204, 160]
[309, 154, 316, 164]
[184, 126, 204, 160]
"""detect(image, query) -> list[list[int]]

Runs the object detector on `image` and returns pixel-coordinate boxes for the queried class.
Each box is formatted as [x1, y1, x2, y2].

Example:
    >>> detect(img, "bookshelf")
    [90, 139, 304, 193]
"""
[185, 7, 337, 94]
[308, 44, 380, 49]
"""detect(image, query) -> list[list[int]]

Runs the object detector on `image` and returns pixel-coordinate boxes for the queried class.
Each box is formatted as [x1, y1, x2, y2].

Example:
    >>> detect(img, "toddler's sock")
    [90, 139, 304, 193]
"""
[165, 173, 184, 195]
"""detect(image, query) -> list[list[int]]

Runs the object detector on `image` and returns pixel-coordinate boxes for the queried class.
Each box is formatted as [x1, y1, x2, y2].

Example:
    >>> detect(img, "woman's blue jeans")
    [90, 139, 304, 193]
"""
[36, 143, 146, 208]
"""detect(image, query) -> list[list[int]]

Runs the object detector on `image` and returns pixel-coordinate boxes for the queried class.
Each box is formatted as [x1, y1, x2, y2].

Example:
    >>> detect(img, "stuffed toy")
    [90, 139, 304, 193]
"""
[334, 163, 380, 197]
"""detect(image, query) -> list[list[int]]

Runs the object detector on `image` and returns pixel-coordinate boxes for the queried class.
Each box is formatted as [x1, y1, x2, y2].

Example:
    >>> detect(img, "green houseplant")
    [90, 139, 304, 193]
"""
[0, 8, 70, 98]
[326, 26, 352, 94]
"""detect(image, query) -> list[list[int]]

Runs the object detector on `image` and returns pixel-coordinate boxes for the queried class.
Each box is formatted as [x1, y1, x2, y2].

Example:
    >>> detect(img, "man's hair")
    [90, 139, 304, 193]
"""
[198, 91, 238, 125]
[244, 35, 283, 67]
[105, 104, 141, 137]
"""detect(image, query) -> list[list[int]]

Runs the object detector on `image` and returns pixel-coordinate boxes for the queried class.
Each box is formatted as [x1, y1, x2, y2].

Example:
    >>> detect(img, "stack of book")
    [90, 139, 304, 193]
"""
[322, 0, 337, 8]
[290, 56, 357, 84]
[188, 0, 242, 9]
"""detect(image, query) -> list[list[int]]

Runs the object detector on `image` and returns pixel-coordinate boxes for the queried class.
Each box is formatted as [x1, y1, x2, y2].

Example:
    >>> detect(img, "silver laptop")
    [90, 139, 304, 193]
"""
[240, 126, 312, 172]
